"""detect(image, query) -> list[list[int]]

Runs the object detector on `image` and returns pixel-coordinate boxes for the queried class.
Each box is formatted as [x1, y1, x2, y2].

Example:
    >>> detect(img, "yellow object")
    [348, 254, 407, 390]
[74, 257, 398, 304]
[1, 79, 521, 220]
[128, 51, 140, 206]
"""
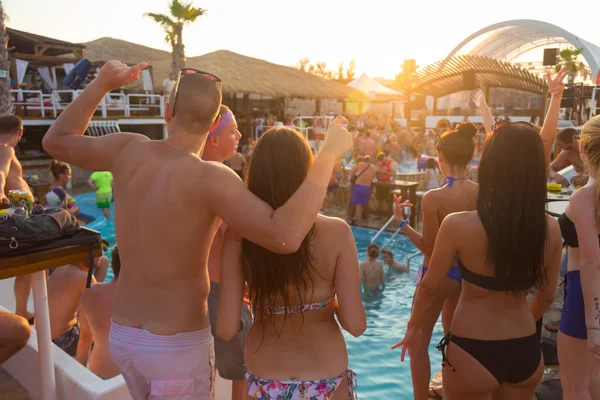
[575, 185, 583, 190]
[0, 209, 7, 214]
[547, 183, 562, 192]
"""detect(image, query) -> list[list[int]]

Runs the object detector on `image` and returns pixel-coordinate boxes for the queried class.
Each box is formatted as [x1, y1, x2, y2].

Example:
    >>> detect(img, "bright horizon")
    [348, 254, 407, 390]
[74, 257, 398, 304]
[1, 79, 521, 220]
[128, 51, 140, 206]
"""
[4, 0, 600, 79]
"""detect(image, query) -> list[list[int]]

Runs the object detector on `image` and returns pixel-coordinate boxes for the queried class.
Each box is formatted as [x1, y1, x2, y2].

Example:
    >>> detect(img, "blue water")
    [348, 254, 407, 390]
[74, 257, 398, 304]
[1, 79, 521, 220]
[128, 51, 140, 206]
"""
[74, 194, 444, 399]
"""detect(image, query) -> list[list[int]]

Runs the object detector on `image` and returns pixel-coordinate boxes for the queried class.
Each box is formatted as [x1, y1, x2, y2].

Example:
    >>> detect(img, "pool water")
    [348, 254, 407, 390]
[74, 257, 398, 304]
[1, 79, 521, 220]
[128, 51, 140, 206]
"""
[75, 194, 444, 399]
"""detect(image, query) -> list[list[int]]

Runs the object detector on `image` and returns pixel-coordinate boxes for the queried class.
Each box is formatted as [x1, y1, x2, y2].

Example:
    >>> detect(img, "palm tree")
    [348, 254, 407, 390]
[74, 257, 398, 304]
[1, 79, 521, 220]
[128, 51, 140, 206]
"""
[145, 0, 207, 80]
[555, 48, 588, 84]
[0, 1, 11, 115]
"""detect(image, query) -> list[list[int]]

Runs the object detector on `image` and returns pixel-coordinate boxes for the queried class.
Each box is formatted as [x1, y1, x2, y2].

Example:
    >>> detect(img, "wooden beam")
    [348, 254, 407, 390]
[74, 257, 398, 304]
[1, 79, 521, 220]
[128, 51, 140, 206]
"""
[11, 53, 79, 65]
[34, 46, 48, 56]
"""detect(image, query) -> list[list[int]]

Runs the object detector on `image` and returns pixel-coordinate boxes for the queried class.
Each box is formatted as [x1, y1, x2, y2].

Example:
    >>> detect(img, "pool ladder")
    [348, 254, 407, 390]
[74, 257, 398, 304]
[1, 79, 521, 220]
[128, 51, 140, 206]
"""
[406, 250, 422, 270]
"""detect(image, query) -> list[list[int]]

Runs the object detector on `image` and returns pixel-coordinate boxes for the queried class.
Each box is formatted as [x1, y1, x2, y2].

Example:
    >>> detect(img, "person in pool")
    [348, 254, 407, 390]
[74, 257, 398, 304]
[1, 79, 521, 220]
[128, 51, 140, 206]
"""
[88, 170, 113, 219]
[46, 160, 96, 223]
[217, 127, 365, 400]
[360, 243, 386, 291]
[381, 248, 409, 273]
[393, 122, 479, 400]
[42, 60, 352, 399]
[76, 246, 121, 379]
[395, 121, 562, 399]
[557, 116, 600, 399]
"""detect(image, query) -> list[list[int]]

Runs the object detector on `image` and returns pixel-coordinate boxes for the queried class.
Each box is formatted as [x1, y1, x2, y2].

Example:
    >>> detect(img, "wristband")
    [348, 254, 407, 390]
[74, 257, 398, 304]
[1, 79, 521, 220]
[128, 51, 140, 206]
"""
[399, 220, 409, 229]
[586, 326, 600, 331]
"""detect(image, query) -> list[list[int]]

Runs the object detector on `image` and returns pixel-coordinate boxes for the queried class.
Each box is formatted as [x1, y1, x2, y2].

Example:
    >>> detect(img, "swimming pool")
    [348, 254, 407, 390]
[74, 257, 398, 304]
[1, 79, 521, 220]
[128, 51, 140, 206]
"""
[75, 193, 444, 399]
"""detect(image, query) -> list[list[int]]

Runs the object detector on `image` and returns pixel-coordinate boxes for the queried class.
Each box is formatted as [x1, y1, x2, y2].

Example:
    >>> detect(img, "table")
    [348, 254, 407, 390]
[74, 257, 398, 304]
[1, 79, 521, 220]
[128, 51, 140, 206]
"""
[546, 201, 569, 217]
[0, 244, 103, 400]
[395, 172, 425, 183]
[373, 180, 419, 226]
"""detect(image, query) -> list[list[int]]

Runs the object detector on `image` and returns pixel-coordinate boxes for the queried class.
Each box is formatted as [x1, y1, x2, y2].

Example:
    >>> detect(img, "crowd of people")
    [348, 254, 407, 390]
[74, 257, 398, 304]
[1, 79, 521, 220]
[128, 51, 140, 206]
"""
[0, 59, 598, 400]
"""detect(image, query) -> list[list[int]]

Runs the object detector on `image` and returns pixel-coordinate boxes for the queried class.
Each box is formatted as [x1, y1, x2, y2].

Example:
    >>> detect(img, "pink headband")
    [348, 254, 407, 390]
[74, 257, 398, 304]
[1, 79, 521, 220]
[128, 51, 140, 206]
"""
[208, 109, 234, 137]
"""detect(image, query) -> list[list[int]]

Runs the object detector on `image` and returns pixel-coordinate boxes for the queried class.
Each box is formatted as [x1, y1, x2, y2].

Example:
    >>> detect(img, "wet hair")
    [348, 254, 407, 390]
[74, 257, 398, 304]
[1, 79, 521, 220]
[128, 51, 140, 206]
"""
[557, 128, 579, 145]
[377, 152, 386, 161]
[50, 160, 71, 180]
[381, 248, 394, 259]
[436, 122, 476, 168]
[367, 244, 379, 259]
[581, 116, 600, 224]
[426, 158, 436, 169]
[477, 123, 548, 291]
[362, 155, 372, 164]
[169, 74, 222, 134]
[240, 127, 316, 331]
[111, 246, 121, 278]
[0, 115, 22, 135]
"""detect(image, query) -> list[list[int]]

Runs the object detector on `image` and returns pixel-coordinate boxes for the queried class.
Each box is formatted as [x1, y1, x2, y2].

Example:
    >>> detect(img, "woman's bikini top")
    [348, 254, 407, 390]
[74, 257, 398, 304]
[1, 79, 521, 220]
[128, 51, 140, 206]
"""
[263, 294, 335, 317]
[457, 259, 533, 292]
[558, 213, 600, 248]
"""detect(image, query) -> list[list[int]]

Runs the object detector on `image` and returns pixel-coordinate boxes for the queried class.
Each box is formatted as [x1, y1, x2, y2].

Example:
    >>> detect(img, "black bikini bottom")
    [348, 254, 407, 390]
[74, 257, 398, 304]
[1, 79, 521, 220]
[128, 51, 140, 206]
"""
[437, 331, 541, 384]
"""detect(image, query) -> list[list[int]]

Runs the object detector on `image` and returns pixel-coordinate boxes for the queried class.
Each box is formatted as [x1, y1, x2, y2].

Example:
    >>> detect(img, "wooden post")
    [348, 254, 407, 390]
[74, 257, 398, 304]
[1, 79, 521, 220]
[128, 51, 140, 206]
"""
[316, 99, 321, 115]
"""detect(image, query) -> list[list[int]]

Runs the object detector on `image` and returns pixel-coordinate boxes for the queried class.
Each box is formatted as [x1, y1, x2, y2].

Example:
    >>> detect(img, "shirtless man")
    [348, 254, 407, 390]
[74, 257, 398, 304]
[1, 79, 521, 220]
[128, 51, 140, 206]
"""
[224, 147, 247, 180]
[350, 155, 378, 225]
[359, 244, 385, 289]
[76, 247, 121, 379]
[550, 128, 585, 187]
[42, 61, 351, 399]
[360, 131, 376, 159]
[44, 261, 96, 357]
[202, 105, 249, 400]
[381, 248, 409, 273]
[0, 115, 34, 322]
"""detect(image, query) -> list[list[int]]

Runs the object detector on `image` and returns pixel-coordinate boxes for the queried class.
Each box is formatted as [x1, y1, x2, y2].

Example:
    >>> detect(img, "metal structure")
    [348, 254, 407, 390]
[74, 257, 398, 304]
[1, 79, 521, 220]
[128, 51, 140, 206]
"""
[447, 19, 600, 80]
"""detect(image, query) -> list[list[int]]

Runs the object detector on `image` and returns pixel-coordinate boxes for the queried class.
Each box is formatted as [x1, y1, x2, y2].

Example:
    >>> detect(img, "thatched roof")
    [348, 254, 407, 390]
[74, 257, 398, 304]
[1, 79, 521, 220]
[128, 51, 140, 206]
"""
[8, 28, 85, 56]
[84, 38, 365, 100]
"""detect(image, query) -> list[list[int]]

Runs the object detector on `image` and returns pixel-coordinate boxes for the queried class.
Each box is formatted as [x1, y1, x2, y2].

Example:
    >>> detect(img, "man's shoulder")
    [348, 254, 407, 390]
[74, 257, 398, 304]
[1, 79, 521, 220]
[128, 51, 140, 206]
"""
[0, 145, 15, 158]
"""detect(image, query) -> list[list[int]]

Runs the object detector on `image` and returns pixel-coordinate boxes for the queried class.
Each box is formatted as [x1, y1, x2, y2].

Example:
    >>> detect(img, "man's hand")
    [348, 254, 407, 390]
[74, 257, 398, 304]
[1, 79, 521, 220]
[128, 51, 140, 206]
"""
[93, 61, 148, 93]
[320, 116, 352, 158]
[554, 173, 571, 188]
[547, 66, 569, 96]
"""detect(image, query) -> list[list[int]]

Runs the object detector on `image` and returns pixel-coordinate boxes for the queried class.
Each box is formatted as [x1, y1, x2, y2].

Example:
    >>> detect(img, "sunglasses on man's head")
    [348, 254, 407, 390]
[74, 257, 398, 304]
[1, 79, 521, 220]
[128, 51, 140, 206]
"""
[171, 68, 222, 119]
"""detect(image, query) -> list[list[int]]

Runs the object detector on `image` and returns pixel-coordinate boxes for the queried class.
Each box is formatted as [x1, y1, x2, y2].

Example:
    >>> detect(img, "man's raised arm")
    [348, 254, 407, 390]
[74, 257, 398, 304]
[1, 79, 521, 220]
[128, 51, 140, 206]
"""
[540, 67, 569, 180]
[43, 61, 148, 172]
[209, 118, 352, 254]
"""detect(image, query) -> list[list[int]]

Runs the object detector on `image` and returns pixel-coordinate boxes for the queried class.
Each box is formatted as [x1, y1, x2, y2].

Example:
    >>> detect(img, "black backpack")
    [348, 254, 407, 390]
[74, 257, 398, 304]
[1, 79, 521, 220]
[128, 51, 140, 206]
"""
[0, 208, 81, 256]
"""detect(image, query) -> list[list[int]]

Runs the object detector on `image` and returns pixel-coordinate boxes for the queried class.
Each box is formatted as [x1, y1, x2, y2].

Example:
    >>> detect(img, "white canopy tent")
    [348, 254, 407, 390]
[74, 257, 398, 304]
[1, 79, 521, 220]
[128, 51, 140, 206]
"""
[347, 73, 402, 99]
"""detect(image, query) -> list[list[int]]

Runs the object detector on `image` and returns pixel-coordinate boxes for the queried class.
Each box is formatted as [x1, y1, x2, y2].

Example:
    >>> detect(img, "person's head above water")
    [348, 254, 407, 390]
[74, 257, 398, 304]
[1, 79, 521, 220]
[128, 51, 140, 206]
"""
[202, 105, 241, 163]
[241, 127, 316, 324]
[477, 121, 547, 291]
[436, 122, 476, 176]
[165, 73, 222, 134]
[367, 244, 379, 260]
[381, 248, 394, 264]
[50, 160, 71, 184]
[580, 115, 600, 222]
[556, 127, 580, 151]
[0, 115, 23, 147]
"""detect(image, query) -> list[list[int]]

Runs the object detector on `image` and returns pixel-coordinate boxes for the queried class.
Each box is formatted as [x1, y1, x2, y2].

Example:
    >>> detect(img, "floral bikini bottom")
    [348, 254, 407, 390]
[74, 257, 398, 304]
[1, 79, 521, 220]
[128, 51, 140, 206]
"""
[246, 368, 358, 400]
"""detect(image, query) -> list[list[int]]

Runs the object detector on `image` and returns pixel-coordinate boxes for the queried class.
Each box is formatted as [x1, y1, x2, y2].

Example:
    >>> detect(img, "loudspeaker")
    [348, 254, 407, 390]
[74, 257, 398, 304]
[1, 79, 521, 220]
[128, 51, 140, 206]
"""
[463, 71, 477, 90]
[403, 59, 417, 75]
[543, 49, 558, 66]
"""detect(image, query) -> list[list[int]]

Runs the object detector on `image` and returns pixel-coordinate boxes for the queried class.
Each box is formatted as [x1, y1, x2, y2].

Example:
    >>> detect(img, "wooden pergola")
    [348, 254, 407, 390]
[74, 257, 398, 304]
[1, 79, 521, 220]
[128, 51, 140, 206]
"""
[8, 27, 84, 65]
[400, 55, 548, 121]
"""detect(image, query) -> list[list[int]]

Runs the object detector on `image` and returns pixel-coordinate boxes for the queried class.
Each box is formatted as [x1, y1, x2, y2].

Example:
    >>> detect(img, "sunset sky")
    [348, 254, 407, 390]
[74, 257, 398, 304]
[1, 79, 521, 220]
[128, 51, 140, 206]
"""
[5, 0, 600, 78]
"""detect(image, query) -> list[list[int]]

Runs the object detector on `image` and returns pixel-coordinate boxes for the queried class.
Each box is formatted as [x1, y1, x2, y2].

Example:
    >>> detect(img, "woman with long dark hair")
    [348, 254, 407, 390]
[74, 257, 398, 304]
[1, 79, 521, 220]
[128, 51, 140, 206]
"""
[217, 127, 366, 399]
[558, 115, 600, 399]
[393, 122, 479, 400]
[397, 122, 562, 399]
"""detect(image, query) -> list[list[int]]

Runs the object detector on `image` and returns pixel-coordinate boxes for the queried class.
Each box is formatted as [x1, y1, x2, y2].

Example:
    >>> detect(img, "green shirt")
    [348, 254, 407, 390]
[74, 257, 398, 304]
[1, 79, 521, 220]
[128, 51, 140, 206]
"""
[90, 171, 113, 194]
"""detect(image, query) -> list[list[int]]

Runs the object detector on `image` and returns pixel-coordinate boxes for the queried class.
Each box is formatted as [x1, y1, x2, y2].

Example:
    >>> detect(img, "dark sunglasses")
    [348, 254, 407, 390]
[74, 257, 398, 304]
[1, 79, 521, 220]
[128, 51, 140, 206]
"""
[491, 119, 536, 132]
[171, 68, 222, 119]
